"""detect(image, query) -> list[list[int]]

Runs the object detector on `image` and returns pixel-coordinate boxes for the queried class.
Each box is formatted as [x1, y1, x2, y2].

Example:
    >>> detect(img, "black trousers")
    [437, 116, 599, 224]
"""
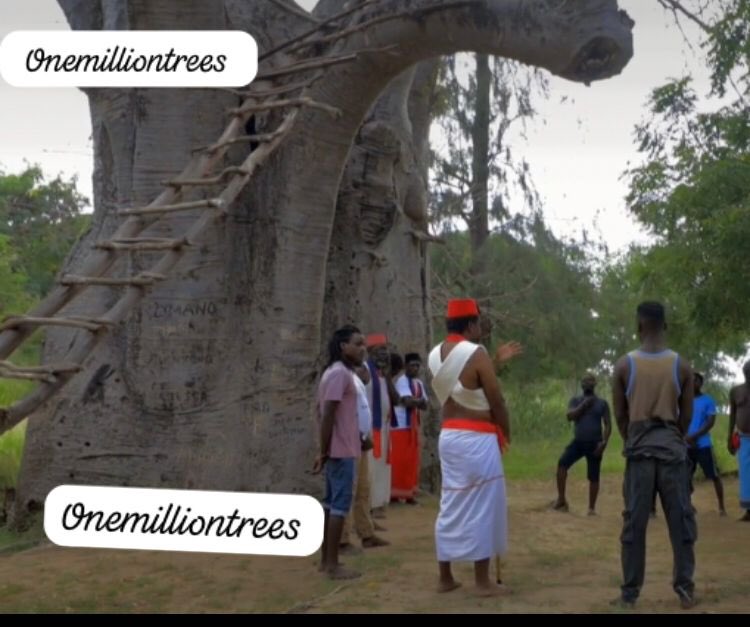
[620, 457, 697, 602]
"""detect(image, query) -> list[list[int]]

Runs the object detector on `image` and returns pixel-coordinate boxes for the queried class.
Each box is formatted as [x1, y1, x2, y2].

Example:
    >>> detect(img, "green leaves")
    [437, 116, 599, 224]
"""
[707, 0, 750, 96]
[0, 165, 90, 300]
[0, 234, 32, 319]
[431, 217, 603, 381]
[623, 2, 750, 370]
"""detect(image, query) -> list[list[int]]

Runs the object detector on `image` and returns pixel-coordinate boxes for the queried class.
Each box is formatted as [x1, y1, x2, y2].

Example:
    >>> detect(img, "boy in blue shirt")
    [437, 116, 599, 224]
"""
[686, 372, 726, 516]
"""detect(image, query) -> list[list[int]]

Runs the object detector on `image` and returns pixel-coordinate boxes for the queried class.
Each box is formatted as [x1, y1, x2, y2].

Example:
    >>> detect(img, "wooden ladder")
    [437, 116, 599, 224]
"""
[0, 0, 391, 433]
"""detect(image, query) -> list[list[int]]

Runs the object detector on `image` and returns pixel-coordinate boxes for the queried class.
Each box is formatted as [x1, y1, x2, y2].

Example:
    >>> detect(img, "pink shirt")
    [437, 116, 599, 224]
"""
[317, 361, 361, 459]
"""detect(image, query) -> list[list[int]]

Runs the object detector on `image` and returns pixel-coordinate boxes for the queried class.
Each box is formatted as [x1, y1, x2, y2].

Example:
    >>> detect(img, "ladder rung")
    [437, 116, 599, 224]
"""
[60, 273, 166, 287]
[0, 316, 113, 333]
[0, 361, 81, 383]
[255, 53, 358, 81]
[164, 167, 249, 187]
[118, 198, 224, 216]
[0, 361, 81, 374]
[95, 237, 190, 251]
[220, 77, 317, 99]
[230, 97, 341, 118]
[198, 129, 285, 155]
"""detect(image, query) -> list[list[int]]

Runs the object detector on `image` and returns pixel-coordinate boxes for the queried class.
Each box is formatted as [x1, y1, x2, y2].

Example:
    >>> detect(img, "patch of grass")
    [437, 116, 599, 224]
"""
[501, 380, 743, 483]
[504, 427, 627, 481]
[0, 340, 39, 490]
[0, 420, 26, 489]
[0, 514, 45, 554]
[504, 379, 581, 441]
[0, 377, 31, 489]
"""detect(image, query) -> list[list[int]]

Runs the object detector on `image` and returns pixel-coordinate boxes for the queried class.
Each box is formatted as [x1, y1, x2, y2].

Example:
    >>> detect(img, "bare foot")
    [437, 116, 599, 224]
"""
[719, 509, 728, 517]
[372, 508, 387, 520]
[587, 509, 597, 516]
[319, 559, 346, 572]
[362, 535, 390, 548]
[339, 542, 363, 555]
[740, 512, 750, 522]
[327, 565, 361, 580]
[474, 583, 510, 597]
[437, 580, 462, 593]
[551, 500, 569, 512]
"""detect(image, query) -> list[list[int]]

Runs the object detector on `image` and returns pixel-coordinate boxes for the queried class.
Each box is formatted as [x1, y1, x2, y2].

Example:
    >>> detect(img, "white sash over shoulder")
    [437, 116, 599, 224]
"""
[428, 341, 480, 405]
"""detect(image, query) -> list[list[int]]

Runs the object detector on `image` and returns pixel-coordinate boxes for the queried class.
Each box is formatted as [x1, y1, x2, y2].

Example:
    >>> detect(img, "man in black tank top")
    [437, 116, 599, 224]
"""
[611, 302, 696, 610]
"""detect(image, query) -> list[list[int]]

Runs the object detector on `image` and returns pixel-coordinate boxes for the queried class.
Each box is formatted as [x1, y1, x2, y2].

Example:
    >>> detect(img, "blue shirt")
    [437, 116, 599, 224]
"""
[688, 394, 717, 449]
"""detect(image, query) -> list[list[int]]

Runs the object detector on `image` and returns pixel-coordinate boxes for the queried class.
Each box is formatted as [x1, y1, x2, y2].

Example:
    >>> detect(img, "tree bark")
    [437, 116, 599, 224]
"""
[13, 0, 633, 519]
[470, 54, 491, 254]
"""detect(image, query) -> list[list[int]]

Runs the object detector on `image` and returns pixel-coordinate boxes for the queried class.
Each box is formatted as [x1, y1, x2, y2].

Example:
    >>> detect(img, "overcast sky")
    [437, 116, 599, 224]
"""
[1, 2, 743, 376]
[0, 1, 713, 251]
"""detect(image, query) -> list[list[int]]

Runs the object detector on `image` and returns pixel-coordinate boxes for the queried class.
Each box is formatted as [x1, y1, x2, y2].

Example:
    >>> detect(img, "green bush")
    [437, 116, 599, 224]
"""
[0, 380, 30, 489]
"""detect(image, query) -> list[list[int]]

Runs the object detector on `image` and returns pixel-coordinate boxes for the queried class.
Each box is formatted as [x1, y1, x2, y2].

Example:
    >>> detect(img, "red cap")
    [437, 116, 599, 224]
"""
[446, 298, 479, 319]
[366, 333, 388, 348]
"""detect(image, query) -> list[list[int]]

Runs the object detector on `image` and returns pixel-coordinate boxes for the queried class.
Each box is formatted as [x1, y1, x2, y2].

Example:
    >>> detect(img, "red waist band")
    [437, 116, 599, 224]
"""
[442, 419, 497, 434]
[442, 418, 509, 453]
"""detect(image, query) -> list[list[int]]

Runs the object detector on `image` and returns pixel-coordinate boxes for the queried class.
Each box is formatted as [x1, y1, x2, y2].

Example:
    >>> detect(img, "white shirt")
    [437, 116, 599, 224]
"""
[394, 374, 424, 429]
[353, 374, 372, 437]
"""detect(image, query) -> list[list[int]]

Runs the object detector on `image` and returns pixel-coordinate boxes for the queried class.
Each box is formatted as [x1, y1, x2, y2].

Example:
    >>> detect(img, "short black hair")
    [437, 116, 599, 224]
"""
[637, 301, 666, 328]
[694, 372, 704, 383]
[405, 352, 421, 364]
[446, 316, 479, 334]
[390, 352, 404, 374]
[327, 324, 361, 368]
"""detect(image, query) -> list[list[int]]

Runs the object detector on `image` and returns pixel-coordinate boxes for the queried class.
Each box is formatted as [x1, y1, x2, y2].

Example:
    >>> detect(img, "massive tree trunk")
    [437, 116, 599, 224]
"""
[12, 0, 633, 518]
[321, 58, 441, 488]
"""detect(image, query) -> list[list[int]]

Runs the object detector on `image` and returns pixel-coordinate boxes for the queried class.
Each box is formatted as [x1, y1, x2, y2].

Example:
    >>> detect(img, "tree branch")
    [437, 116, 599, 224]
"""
[259, 0, 383, 61]
[656, 0, 710, 32]
[268, 0, 321, 24]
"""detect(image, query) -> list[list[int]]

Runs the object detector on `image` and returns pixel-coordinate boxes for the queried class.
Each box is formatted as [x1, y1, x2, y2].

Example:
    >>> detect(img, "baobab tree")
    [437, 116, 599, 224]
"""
[0, 0, 633, 521]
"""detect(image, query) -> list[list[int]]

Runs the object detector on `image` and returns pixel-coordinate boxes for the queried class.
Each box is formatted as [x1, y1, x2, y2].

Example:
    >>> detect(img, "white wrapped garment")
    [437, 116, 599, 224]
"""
[435, 428, 507, 562]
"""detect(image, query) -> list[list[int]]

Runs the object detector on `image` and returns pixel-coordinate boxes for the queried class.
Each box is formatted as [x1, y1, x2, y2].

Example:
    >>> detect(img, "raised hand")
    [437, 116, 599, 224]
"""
[494, 341, 523, 365]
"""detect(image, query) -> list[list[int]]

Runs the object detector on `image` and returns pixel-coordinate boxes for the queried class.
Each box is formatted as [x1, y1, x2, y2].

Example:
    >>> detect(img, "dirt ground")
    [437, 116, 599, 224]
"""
[0, 475, 746, 613]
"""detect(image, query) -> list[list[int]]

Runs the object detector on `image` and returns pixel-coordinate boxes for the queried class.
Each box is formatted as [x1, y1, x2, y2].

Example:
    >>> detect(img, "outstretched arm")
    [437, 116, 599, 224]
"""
[477, 351, 511, 443]
[493, 341, 523, 375]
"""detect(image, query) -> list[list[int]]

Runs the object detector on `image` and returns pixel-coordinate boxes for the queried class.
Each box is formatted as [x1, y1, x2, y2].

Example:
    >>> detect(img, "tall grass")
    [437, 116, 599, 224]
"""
[0, 339, 39, 489]
[0, 380, 30, 489]
[501, 379, 740, 483]
[501, 379, 621, 480]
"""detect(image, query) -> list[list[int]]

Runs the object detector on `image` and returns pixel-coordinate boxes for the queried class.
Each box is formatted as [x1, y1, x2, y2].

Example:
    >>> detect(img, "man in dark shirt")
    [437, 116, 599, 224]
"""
[552, 373, 611, 515]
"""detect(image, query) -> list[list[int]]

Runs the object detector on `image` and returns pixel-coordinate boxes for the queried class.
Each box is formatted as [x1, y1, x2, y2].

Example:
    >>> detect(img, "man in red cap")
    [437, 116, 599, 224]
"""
[365, 333, 400, 523]
[427, 298, 521, 596]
